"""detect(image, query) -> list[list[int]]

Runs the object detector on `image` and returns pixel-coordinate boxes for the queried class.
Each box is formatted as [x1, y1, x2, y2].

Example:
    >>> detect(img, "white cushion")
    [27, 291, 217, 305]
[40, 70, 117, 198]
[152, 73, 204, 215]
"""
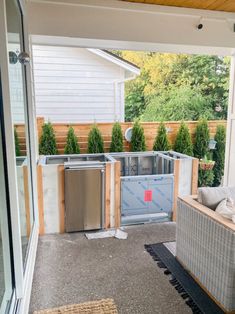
[215, 198, 235, 223]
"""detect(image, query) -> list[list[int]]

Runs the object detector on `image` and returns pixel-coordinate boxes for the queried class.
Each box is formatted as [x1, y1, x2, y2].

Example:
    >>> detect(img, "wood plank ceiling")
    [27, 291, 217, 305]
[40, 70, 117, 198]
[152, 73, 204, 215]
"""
[121, 0, 235, 13]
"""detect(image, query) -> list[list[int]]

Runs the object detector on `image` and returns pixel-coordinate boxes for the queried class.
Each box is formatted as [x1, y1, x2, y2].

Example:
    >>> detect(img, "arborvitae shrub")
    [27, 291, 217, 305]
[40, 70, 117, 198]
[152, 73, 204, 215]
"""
[110, 122, 123, 152]
[153, 122, 171, 151]
[88, 125, 104, 153]
[193, 119, 210, 159]
[213, 125, 226, 186]
[198, 168, 214, 187]
[64, 127, 80, 154]
[130, 120, 146, 152]
[174, 122, 193, 156]
[14, 128, 21, 156]
[39, 122, 58, 155]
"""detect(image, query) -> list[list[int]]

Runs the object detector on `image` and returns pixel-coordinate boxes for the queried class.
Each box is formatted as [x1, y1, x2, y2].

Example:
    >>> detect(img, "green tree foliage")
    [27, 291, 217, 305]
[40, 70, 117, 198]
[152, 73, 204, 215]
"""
[88, 125, 104, 154]
[213, 125, 226, 186]
[153, 122, 171, 151]
[112, 51, 230, 122]
[39, 122, 58, 155]
[14, 128, 21, 156]
[193, 119, 210, 159]
[141, 86, 214, 122]
[64, 127, 80, 154]
[110, 122, 123, 152]
[174, 122, 193, 156]
[130, 120, 146, 152]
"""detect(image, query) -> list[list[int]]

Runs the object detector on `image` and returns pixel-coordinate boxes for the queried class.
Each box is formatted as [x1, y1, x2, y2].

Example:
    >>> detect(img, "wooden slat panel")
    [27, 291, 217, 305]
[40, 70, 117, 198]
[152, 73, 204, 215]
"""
[14, 119, 226, 155]
[121, 0, 235, 13]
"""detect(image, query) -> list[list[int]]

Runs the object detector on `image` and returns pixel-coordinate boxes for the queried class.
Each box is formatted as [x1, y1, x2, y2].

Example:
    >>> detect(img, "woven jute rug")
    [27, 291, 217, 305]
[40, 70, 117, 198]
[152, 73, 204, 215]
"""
[33, 299, 118, 314]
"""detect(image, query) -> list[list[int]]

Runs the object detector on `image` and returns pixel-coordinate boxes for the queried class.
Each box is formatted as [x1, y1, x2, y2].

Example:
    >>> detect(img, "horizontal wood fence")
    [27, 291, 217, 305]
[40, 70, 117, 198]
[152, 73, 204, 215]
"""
[15, 117, 227, 155]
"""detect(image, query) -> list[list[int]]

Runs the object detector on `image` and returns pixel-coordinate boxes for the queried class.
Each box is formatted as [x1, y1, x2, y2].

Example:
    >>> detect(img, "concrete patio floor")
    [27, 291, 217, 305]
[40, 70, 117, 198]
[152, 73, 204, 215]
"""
[29, 222, 191, 314]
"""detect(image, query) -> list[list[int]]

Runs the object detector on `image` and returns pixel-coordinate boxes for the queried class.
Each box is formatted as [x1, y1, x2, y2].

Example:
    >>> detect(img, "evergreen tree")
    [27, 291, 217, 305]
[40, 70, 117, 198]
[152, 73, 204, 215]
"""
[213, 125, 226, 186]
[174, 122, 193, 156]
[153, 122, 171, 151]
[193, 119, 210, 159]
[88, 125, 104, 153]
[39, 122, 58, 155]
[130, 120, 146, 152]
[64, 127, 80, 154]
[110, 122, 123, 152]
[14, 128, 21, 156]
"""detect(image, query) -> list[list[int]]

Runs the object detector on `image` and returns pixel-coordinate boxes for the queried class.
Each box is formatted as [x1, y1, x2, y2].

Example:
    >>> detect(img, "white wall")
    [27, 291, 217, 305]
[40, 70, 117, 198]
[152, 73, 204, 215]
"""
[32, 46, 125, 122]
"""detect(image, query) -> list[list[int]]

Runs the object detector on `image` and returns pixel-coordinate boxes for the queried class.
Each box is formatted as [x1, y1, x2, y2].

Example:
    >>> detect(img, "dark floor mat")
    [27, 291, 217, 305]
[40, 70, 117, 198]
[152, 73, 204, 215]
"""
[145, 243, 225, 314]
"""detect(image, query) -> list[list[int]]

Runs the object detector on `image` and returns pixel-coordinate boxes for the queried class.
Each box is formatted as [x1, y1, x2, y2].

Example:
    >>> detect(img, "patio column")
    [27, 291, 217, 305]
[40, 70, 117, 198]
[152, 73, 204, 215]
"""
[224, 55, 235, 186]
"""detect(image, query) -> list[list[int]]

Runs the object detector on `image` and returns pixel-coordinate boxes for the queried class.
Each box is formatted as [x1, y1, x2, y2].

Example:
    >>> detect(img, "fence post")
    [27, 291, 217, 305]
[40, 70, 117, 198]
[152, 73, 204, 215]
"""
[37, 117, 45, 141]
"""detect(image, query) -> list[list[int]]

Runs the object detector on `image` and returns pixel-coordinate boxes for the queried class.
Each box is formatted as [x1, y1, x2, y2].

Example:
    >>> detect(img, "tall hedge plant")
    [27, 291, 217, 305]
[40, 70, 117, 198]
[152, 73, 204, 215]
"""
[88, 125, 104, 153]
[110, 122, 123, 152]
[39, 122, 58, 155]
[153, 122, 171, 151]
[213, 125, 226, 186]
[174, 122, 193, 156]
[130, 120, 146, 152]
[64, 127, 80, 154]
[193, 119, 210, 159]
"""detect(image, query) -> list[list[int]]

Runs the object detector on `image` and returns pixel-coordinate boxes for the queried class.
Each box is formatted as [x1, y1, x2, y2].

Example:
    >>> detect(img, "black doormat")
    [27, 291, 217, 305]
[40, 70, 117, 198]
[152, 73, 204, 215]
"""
[145, 243, 225, 314]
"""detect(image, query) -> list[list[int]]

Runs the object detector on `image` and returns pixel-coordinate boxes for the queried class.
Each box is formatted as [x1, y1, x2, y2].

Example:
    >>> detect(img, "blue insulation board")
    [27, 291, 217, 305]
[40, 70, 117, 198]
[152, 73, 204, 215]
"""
[121, 174, 174, 225]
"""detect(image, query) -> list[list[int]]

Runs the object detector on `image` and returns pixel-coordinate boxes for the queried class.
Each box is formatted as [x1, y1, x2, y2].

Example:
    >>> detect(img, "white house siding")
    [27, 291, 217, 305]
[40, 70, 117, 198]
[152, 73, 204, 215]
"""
[32, 46, 125, 123]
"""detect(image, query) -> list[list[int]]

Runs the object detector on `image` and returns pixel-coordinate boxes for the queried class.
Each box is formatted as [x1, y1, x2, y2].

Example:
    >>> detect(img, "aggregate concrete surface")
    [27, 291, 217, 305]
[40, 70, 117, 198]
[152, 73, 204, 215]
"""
[29, 222, 191, 314]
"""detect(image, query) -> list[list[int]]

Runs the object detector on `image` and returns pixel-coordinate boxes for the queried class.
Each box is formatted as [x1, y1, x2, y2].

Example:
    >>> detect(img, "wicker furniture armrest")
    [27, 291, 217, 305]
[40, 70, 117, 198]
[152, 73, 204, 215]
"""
[176, 196, 235, 312]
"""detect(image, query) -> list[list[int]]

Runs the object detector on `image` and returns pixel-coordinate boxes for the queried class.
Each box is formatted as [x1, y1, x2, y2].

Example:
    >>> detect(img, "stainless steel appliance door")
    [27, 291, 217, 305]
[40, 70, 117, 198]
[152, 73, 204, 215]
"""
[65, 168, 102, 232]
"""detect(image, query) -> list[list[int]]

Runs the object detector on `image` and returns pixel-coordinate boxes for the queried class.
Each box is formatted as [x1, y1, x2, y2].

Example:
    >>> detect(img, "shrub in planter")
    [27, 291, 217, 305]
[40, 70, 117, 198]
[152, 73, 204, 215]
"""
[88, 125, 104, 153]
[198, 156, 215, 187]
[110, 122, 123, 152]
[153, 122, 171, 151]
[198, 169, 214, 187]
[193, 119, 210, 159]
[14, 128, 21, 156]
[174, 122, 193, 156]
[39, 122, 58, 155]
[64, 127, 80, 154]
[213, 125, 226, 186]
[130, 120, 146, 152]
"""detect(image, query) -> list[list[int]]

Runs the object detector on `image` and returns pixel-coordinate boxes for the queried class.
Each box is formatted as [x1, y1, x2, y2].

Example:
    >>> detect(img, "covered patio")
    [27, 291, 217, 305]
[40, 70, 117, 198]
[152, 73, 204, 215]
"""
[29, 223, 191, 314]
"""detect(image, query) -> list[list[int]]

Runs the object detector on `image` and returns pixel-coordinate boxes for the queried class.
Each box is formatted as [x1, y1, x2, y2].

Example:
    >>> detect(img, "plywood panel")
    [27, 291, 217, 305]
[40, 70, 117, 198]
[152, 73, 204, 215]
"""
[121, 0, 235, 13]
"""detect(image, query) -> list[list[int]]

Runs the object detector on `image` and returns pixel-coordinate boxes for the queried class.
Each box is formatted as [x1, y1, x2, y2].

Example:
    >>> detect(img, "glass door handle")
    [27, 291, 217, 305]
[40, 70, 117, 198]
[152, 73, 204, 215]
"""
[18, 52, 30, 65]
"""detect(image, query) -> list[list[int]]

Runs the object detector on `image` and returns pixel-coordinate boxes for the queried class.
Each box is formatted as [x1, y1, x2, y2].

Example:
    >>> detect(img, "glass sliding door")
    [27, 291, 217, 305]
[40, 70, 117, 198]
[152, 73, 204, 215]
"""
[0, 75, 14, 313]
[5, 0, 34, 267]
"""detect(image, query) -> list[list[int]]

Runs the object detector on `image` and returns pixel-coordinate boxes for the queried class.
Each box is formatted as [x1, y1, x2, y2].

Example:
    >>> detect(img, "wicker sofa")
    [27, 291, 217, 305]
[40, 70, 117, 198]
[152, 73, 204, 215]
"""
[176, 187, 235, 313]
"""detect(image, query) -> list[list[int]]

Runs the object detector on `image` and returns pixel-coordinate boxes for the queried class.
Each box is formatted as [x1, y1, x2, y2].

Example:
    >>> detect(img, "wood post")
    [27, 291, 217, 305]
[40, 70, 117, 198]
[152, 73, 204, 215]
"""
[23, 165, 31, 237]
[173, 159, 180, 222]
[114, 161, 121, 228]
[105, 162, 111, 229]
[191, 158, 199, 195]
[37, 117, 45, 140]
[58, 165, 65, 233]
[37, 165, 45, 235]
